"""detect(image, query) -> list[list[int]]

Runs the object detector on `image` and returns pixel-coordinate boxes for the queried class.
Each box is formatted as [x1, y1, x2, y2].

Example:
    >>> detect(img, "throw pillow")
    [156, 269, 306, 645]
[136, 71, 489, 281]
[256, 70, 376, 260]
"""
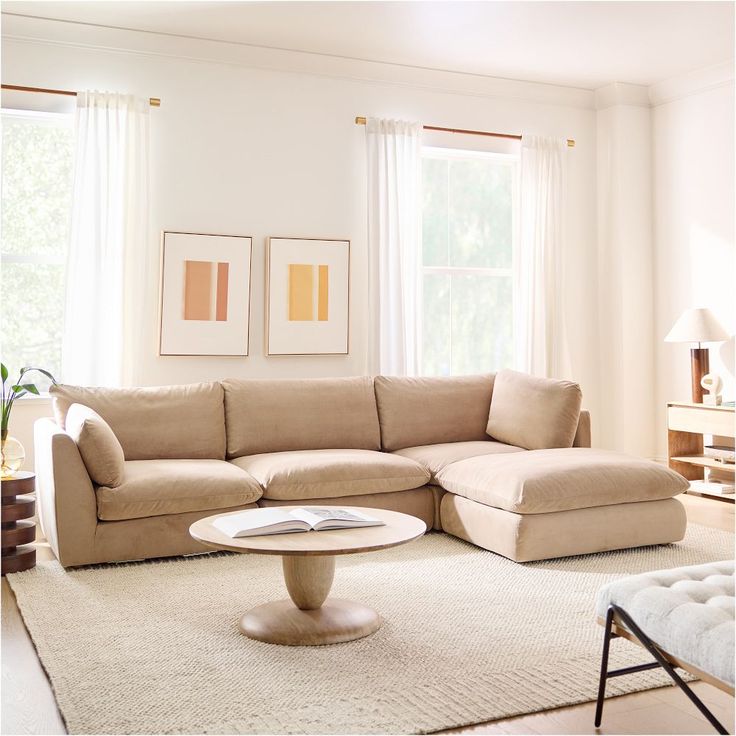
[65, 403, 126, 487]
[486, 369, 582, 450]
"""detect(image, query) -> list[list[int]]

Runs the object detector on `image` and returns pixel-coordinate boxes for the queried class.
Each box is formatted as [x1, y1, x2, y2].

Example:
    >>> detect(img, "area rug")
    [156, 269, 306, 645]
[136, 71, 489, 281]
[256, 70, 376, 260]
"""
[7, 524, 734, 735]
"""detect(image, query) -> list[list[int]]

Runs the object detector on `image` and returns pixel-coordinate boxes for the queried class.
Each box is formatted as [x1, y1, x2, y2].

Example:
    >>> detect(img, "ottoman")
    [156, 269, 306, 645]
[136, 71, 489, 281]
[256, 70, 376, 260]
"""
[437, 448, 690, 561]
[594, 560, 734, 733]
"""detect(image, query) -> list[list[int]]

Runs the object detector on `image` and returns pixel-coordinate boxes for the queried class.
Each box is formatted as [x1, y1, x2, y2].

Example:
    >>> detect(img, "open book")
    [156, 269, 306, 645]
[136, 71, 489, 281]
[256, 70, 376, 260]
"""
[212, 507, 385, 538]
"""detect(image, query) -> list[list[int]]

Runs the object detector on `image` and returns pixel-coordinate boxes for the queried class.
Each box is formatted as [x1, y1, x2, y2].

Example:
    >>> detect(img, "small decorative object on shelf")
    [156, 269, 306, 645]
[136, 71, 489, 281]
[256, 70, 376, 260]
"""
[704, 445, 736, 463]
[1, 471, 37, 574]
[1, 363, 56, 478]
[700, 373, 723, 406]
[664, 308, 730, 403]
[690, 470, 735, 496]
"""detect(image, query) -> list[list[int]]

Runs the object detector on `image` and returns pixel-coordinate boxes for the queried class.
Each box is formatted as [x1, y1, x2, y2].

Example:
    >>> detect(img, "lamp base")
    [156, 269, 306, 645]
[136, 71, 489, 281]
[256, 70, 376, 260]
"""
[690, 348, 709, 403]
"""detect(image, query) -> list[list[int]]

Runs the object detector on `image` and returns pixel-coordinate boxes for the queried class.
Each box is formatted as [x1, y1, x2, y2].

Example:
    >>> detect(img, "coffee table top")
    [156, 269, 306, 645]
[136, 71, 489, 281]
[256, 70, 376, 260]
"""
[190, 506, 426, 556]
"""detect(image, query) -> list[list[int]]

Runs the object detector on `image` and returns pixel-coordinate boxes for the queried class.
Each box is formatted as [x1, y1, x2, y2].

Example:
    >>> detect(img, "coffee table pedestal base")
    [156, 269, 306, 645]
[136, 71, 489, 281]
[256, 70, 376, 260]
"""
[240, 598, 381, 646]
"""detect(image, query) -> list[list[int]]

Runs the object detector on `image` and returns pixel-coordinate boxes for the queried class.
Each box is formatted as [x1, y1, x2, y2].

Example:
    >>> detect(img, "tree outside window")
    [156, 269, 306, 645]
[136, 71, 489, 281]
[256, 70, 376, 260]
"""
[1, 110, 74, 387]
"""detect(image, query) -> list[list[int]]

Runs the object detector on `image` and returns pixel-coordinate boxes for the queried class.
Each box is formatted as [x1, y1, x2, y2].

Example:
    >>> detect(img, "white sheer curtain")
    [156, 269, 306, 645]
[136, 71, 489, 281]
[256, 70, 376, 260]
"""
[62, 91, 149, 386]
[365, 118, 423, 376]
[514, 135, 569, 378]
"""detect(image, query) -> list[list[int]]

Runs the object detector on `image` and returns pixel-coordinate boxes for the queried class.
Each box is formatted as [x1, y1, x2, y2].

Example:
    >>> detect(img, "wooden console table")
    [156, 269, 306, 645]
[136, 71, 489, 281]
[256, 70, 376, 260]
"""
[1, 471, 37, 574]
[667, 402, 735, 503]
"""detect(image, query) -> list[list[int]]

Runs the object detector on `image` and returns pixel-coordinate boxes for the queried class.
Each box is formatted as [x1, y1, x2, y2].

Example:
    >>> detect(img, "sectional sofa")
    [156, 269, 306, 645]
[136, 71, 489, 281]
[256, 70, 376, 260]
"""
[35, 371, 689, 568]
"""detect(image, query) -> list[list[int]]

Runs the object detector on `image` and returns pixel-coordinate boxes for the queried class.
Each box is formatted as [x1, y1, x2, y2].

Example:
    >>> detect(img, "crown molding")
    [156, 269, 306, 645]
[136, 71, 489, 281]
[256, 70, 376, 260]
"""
[594, 82, 651, 110]
[1, 13, 596, 109]
[648, 61, 735, 106]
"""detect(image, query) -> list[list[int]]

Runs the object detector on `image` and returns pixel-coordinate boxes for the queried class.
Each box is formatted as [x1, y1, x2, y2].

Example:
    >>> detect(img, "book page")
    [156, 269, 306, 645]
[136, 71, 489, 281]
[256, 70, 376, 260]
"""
[306, 508, 377, 523]
[288, 508, 325, 528]
[213, 508, 296, 536]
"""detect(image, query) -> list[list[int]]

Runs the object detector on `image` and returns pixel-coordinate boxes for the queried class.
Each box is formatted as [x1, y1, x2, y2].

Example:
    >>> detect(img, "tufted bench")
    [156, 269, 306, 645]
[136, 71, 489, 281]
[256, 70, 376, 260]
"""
[594, 560, 735, 734]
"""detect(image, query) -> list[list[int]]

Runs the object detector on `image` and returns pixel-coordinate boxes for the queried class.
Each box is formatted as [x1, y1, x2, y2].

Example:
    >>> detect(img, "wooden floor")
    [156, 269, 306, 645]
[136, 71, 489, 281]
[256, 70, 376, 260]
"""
[2, 494, 733, 736]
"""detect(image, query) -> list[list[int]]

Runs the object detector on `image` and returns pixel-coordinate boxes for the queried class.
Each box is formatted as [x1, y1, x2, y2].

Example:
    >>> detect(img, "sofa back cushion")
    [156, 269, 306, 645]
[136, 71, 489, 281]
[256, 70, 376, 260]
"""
[486, 369, 582, 450]
[65, 403, 126, 487]
[223, 377, 381, 457]
[50, 382, 226, 460]
[374, 374, 495, 451]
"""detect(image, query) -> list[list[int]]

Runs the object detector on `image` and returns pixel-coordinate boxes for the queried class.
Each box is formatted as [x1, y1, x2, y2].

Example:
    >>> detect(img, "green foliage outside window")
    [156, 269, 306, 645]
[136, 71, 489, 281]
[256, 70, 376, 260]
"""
[1, 112, 74, 388]
[421, 150, 516, 376]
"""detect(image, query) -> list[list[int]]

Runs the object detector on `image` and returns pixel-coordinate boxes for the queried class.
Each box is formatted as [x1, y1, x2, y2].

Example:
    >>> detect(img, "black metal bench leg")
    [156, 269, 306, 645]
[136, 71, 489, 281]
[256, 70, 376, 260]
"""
[595, 604, 729, 735]
[594, 606, 614, 727]
[612, 606, 729, 735]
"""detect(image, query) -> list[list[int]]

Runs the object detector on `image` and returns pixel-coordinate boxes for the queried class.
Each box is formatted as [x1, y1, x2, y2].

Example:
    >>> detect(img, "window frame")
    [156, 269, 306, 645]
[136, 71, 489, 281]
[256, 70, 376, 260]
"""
[419, 145, 520, 375]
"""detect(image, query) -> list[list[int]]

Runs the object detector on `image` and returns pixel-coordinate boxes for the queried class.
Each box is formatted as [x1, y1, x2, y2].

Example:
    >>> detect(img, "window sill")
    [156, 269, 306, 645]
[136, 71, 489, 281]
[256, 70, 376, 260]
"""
[13, 393, 52, 403]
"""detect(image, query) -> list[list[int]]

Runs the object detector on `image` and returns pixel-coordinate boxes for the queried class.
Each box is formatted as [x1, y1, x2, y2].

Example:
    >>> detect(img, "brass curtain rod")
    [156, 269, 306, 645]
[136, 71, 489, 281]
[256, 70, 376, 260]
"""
[354, 116, 575, 147]
[1, 84, 161, 107]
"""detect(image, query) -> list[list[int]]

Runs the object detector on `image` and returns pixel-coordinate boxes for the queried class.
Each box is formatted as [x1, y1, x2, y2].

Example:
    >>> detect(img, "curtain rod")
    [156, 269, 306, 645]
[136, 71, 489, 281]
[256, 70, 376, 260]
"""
[1, 84, 161, 107]
[354, 116, 575, 147]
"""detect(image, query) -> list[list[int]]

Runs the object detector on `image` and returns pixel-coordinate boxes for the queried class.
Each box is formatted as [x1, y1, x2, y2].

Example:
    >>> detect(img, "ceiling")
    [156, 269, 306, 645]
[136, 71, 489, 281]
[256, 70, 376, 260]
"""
[3, 1, 734, 89]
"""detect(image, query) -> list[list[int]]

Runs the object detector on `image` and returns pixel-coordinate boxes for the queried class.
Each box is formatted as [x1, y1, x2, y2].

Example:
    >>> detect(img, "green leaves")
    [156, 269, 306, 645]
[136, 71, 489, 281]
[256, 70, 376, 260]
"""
[1, 364, 57, 434]
[9, 383, 41, 399]
[20, 366, 57, 385]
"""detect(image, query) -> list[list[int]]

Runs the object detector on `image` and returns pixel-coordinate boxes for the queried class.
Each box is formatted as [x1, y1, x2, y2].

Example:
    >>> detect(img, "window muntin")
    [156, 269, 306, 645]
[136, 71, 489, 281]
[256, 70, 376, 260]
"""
[421, 147, 518, 376]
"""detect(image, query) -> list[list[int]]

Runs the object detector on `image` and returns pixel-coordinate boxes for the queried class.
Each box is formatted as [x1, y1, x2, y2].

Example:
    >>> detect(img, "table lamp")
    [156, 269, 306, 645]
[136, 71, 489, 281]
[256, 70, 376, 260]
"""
[664, 308, 730, 403]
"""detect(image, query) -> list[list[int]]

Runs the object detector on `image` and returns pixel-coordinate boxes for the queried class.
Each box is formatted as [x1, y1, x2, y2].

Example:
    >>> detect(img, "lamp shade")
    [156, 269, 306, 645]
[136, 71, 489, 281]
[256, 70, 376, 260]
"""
[664, 308, 730, 344]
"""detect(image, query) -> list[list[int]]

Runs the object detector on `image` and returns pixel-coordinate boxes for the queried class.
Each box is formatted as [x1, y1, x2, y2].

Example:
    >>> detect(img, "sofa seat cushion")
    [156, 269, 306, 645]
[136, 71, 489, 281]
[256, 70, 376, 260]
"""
[231, 449, 430, 501]
[596, 561, 735, 687]
[436, 448, 689, 514]
[96, 460, 263, 521]
[394, 441, 525, 485]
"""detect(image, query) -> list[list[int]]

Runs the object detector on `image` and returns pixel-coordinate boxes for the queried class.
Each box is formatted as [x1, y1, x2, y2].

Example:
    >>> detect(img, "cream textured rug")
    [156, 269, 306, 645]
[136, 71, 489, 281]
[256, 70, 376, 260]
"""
[8, 524, 734, 735]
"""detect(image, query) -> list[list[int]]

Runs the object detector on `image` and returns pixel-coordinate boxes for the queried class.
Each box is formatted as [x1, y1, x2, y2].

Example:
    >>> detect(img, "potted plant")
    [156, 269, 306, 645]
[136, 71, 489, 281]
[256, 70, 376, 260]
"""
[1, 364, 57, 478]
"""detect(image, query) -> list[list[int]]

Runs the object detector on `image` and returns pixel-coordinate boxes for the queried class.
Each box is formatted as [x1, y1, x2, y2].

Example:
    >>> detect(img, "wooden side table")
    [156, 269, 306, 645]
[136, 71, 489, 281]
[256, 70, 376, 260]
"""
[667, 402, 735, 503]
[1, 471, 37, 574]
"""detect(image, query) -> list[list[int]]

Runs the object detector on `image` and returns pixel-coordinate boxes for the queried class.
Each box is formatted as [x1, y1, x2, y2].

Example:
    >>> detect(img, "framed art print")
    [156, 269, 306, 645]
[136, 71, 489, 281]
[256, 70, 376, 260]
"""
[267, 237, 350, 355]
[159, 231, 252, 356]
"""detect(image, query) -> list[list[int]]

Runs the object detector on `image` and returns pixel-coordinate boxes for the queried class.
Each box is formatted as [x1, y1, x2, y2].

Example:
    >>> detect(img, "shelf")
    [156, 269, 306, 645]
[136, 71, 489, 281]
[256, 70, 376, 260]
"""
[686, 484, 735, 503]
[667, 401, 735, 412]
[672, 455, 735, 472]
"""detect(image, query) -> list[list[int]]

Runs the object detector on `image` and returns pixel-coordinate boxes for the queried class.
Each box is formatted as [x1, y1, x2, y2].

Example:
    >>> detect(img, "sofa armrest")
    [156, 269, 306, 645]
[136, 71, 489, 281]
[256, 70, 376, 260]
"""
[573, 410, 591, 448]
[34, 417, 97, 567]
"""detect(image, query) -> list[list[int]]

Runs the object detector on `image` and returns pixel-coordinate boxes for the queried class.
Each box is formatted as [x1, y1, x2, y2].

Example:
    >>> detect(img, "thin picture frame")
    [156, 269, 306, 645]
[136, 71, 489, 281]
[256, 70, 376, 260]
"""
[158, 230, 253, 357]
[266, 236, 351, 356]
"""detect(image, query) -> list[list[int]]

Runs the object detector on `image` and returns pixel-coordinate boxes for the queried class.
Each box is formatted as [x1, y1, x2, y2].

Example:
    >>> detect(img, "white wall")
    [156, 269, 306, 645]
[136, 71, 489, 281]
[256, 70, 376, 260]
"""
[7, 398, 53, 471]
[595, 84, 656, 457]
[652, 69, 735, 460]
[3, 16, 602, 458]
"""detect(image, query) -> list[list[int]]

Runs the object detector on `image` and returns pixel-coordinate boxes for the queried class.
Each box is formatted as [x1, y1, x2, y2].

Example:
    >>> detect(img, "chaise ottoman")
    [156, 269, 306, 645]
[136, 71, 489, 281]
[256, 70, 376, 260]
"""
[437, 448, 689, 561]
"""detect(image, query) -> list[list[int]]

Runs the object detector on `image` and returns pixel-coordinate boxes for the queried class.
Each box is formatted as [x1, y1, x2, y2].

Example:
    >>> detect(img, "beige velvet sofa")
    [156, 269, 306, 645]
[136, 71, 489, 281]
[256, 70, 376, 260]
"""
[36, 374, 688, 568]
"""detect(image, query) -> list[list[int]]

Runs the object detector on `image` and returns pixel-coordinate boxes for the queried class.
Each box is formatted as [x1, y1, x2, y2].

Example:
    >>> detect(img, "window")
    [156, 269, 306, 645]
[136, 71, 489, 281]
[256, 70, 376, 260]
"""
[1, 110, 74, 385]
[421, 147, 518, 376]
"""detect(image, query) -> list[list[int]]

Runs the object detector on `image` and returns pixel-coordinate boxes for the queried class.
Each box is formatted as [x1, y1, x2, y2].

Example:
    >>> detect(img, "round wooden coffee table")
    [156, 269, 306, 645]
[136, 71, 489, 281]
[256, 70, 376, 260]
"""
[190, 506, 426, 646]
